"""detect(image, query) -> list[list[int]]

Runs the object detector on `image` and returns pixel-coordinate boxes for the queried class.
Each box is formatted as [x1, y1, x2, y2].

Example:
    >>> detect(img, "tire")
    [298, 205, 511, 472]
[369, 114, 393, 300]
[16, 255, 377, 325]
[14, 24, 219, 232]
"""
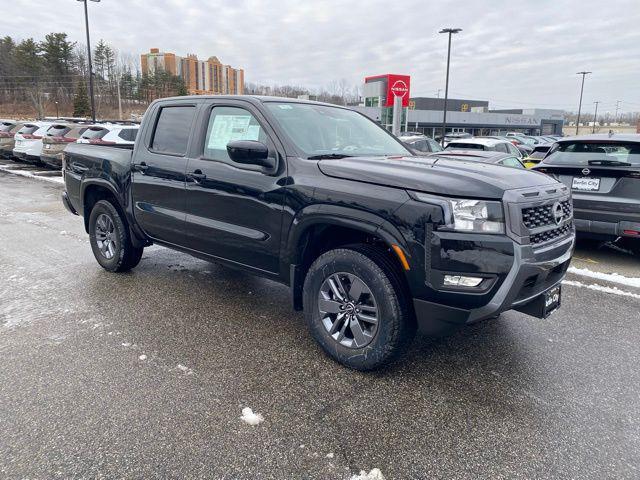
[88, 199, 144, 272]
[303, 245, 416, 371]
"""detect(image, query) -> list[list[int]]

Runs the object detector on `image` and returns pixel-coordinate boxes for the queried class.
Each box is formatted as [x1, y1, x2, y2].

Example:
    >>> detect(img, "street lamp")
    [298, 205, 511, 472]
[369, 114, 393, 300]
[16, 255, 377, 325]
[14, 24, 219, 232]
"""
[55, 101, 59, 118]
[78, 0, 100, 122]
[592, 101, 600, 134]
[575, 71, 591, 135]
[439, 28, 462, 146]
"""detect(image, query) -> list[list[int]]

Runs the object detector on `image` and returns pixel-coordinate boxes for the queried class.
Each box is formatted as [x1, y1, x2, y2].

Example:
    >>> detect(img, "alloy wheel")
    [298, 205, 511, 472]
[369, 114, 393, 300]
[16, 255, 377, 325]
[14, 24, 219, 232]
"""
[95, 213, 117, 260]
[318, 272, 379, 348]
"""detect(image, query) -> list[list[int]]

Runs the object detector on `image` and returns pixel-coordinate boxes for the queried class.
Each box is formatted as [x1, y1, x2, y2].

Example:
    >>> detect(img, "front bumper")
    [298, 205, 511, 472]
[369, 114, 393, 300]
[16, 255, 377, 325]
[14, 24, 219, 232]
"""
[413, 235, 574, 335]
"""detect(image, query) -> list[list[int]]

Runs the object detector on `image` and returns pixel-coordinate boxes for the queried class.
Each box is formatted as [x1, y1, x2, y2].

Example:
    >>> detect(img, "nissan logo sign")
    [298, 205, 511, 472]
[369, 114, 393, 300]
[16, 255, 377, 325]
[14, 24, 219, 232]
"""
[552, 202, 565, 225]
[582, 168, 591, 176]
[390, 80, 408, 98]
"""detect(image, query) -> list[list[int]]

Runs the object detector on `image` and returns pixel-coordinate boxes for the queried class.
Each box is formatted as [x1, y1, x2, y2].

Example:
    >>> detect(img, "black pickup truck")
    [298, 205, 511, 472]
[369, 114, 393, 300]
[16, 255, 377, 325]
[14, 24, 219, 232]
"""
[62, 96, 574, 370]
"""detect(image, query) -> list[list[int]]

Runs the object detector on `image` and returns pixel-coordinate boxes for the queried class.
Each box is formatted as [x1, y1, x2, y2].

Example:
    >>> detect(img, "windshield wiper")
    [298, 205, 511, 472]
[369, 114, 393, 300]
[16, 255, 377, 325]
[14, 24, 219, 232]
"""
[588, 159, 632, 166]
[307, 153, 353, 160]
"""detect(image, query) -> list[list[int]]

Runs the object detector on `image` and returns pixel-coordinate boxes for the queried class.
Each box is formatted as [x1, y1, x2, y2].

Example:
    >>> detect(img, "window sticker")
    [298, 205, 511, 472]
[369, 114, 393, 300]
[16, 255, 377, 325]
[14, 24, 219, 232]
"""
[207, 115, 252, 150]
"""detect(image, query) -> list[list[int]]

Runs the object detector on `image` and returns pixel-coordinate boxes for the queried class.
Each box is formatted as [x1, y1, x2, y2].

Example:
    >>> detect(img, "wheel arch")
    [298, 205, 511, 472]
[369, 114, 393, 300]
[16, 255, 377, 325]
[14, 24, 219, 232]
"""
[285, 205, 411, 310]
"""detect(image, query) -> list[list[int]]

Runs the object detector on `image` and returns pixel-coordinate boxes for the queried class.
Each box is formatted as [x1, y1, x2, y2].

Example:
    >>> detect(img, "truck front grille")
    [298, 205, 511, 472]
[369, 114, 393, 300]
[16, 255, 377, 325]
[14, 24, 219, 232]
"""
[522, 199, 572, 229]
[530, 223, 573, 245]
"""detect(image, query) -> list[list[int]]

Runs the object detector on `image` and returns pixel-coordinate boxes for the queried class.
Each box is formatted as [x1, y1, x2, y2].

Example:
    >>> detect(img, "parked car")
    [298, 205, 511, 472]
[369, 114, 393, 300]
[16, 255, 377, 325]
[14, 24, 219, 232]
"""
[41, 123, 90, 169]
[0, 120, 24, 159]
[485, 135, 534, 157]
[76, 125, 114, 144]
[534, 134, 640, 253]
[99, 125, 139, 147]
[523, 143, 553, 168]
[446, 137, 524, 158]
[13, 121, 54, 163]
[430, 150, 526, 168]
[62, 95, 574, 370]
[399, 134, 443, 155]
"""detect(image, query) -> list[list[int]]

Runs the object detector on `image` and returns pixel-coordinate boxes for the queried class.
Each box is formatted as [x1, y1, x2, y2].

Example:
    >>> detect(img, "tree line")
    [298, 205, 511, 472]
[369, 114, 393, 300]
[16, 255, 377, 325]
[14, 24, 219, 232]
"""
[0, 33, 187, 119]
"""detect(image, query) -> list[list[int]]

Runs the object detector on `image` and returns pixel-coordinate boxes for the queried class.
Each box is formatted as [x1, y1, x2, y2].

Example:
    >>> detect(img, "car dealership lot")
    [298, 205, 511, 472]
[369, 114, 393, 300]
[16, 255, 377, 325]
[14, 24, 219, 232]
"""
[1, 171, 639, 479]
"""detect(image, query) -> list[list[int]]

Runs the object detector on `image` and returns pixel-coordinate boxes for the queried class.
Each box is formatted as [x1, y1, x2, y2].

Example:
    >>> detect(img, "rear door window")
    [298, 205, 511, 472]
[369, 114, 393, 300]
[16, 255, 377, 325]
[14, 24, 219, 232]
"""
[495, 143, 508, 153]
[118, 128, 138, 142]
[151, 106, 196, 155]
[66, 127, 88, 139]
[411, 140, 428, 152]
[427, 139, 443, 152]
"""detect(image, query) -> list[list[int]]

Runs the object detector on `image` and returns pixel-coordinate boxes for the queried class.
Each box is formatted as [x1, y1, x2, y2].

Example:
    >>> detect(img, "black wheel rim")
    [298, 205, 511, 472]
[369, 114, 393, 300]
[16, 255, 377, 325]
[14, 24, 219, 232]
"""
[95, 213, 117, 260]
[318, 272, 379, 348]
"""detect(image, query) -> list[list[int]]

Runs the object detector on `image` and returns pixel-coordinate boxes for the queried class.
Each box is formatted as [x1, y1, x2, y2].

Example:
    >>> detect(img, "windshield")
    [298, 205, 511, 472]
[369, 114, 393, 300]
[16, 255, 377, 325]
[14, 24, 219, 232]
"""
[265, 102, 410, 158]
[543, 141, 640, 166]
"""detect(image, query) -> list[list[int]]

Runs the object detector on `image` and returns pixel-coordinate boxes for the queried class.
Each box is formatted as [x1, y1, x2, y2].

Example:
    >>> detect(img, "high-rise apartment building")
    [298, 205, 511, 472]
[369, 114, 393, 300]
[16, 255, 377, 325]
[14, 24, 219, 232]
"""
[141, 48, 245, 96]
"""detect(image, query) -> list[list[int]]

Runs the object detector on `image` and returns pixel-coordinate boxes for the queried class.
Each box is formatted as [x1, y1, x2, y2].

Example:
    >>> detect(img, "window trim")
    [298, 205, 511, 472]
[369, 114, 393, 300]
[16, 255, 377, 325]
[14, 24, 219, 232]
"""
[148, 103, 198, 158]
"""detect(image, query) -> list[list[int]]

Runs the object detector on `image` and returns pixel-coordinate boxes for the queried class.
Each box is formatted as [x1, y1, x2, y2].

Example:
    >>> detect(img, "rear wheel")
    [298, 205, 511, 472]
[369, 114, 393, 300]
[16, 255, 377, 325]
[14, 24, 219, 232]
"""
[303, 245, 415, 370]
[88, 200, 143, 272]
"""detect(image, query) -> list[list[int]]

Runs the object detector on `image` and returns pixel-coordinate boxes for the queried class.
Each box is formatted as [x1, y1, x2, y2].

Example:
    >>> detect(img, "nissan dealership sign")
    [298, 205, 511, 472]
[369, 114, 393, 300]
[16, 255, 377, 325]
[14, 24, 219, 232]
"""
[364, 74, 411, 108]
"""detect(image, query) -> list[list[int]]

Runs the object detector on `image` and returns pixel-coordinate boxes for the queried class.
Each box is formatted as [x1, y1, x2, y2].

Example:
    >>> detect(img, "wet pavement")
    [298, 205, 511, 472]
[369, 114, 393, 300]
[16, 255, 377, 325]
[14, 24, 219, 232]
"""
[1, 170, 639, 479]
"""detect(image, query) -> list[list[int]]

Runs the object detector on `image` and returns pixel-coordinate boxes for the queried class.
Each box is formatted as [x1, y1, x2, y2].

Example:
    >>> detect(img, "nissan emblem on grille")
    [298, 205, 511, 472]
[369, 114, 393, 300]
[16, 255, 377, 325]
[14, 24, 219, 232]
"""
[582, 168, 591, 176]
[552, 202, 565, 225]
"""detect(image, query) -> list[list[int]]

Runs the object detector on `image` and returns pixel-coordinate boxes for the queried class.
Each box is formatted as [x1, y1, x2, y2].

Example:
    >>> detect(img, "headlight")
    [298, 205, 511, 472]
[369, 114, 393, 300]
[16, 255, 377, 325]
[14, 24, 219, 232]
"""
[449, 199, 504, 233]
[413, 193, 505, 234]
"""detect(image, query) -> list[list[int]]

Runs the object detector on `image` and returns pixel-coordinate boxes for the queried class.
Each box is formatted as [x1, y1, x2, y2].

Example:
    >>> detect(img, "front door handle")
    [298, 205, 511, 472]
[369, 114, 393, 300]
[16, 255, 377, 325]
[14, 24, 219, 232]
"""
[133, 162, 148, 173]
[71, 162, 88, 174]
[187, 170, 207, 182]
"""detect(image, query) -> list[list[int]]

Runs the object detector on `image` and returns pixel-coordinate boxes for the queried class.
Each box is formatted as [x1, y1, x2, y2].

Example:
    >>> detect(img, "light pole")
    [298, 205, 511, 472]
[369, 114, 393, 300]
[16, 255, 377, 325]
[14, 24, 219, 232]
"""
[575, 71, 591, 135]
[55, 100, 59, 118]
[78, 0, 100, 122]
[439, 28, 462, 146]
[592, 101, 599, 133]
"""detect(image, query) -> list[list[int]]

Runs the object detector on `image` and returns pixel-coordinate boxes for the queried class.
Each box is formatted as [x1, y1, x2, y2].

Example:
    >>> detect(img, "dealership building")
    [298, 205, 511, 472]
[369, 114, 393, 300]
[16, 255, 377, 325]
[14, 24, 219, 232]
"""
[358, 74, 564, 136]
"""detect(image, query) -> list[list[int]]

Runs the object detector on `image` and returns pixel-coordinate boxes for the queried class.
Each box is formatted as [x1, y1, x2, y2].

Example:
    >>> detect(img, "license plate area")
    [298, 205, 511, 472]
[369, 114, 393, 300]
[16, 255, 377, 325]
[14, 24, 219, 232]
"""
[514, 285, 562, 319]
[572, 177, 600, 191]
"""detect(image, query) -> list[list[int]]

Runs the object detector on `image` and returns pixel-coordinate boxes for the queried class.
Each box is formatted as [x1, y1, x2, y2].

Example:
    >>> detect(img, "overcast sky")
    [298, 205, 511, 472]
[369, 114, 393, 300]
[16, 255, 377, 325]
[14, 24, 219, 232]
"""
[4, 0, 640, 113]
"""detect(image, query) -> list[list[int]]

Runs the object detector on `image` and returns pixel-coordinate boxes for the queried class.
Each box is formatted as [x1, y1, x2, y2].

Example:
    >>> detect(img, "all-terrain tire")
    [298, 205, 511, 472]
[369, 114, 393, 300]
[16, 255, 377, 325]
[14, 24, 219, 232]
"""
[303, 244, 416, 370]
[88, 199, 144, 272]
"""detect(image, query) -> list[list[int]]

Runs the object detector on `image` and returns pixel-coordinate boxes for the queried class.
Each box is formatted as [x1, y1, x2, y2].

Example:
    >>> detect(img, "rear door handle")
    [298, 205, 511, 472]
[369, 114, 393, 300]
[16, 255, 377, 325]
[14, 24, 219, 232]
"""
[133, 162, 148, 173]
[187, 170, 207, 182]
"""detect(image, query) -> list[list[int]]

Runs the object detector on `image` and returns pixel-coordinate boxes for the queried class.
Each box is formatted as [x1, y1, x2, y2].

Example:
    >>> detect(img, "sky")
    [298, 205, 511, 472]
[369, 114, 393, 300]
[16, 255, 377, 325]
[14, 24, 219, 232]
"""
[3, 0, 640, 114]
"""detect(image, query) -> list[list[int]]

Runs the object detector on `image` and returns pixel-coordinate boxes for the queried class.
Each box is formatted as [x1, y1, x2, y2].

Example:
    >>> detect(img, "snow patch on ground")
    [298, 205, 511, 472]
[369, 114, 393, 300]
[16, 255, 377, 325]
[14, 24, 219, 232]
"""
[350, 468, 385, 480]
[0, 165, 64, 185]
[563, 280, 640, 299]
[139, 354, 147, 361]
[175, 364, 194, 375]
[568, 266, 640, 289]
[240, 407, 264, 425]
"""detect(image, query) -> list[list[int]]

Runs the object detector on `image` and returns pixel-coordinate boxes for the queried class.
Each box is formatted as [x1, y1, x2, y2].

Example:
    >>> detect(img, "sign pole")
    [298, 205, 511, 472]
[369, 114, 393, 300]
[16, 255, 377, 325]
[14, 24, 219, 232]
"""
[392, 94, 402, 136]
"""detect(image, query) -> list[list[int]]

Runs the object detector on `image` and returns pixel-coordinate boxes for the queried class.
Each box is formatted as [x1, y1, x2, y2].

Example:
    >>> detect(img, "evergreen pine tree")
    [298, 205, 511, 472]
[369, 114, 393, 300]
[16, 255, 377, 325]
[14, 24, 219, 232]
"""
[73, 81, 91, 117]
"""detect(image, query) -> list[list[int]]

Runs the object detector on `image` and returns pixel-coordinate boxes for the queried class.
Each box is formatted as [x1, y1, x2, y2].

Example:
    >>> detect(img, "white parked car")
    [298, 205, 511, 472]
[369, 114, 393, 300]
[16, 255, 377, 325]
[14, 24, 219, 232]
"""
[13, 121, 54, 164]
[445, 137, 524, 158]
[77, 124, 139, 147]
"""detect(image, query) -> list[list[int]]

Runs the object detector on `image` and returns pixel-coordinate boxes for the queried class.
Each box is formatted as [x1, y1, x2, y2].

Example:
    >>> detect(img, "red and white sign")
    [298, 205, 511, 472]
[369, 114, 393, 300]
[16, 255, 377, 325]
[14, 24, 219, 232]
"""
[365, 74, 411, 108]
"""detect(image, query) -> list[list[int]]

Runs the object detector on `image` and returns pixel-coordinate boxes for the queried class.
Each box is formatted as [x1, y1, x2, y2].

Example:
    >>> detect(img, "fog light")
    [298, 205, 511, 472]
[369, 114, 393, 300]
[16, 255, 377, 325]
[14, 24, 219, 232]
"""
[444, 275, 483, 287]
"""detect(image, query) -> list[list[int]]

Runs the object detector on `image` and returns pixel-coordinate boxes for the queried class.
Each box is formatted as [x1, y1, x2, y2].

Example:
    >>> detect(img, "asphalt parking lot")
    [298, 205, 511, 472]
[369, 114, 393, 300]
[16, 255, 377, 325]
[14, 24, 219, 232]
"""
[1, 167, 639, 479]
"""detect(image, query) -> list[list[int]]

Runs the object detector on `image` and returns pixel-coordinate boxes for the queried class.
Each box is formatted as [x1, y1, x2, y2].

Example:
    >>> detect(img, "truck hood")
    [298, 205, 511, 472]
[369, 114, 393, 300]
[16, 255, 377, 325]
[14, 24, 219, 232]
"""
[317, 156, 557, 199]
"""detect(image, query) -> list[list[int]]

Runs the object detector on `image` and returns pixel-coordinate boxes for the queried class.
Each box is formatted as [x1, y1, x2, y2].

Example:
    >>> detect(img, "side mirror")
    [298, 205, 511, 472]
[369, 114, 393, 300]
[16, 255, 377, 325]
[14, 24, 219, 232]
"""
[227, 140, 274, 169]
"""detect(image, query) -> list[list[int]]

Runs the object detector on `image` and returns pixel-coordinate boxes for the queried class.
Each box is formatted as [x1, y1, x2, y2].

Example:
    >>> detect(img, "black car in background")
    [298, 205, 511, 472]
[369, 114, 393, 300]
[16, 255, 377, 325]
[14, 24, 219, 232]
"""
[535, 134, 640, 253]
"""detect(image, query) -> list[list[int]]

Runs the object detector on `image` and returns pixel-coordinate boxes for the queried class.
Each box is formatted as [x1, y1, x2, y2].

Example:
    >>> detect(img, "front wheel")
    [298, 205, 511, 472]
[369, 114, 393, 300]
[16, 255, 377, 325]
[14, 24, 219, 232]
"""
[88, 199, 143, 272]
[303, 245, 416, 370]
